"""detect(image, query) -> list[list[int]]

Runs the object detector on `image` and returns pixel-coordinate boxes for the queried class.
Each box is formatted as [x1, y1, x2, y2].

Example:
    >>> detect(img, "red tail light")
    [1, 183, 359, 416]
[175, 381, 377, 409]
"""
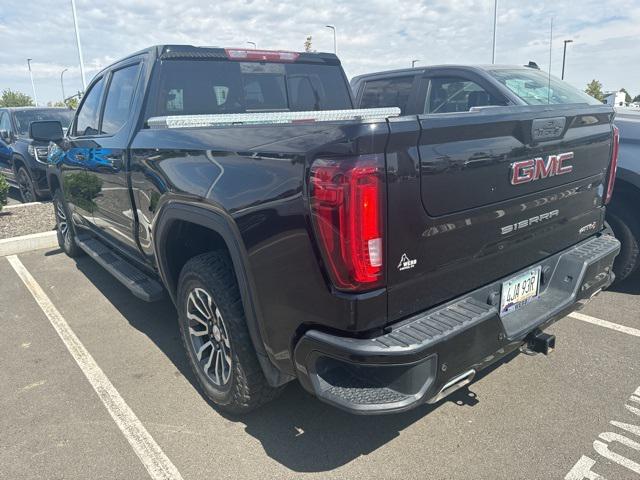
[224, 49, 300, 63]
[310, 155, 385, 291]
[605, 125, 619, 204]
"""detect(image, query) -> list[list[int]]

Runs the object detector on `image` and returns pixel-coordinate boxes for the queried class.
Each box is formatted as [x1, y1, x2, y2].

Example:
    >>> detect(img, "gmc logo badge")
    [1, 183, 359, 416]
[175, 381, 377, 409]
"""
[511, 152, 574, 185]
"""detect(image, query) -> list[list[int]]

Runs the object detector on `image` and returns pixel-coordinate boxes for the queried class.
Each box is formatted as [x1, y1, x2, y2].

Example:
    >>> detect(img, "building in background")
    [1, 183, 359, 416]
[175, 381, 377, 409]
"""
[603, 90, 627, 107]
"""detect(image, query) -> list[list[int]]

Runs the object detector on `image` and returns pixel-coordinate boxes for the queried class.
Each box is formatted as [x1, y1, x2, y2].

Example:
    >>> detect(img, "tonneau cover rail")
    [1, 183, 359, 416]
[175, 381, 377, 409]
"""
[147, 107, 401, 129]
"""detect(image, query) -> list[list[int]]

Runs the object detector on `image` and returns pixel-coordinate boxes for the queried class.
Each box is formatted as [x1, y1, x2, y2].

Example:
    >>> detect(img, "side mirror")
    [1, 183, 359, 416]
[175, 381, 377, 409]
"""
[0, 129, 9, 142]
[29, 121, 63, 142]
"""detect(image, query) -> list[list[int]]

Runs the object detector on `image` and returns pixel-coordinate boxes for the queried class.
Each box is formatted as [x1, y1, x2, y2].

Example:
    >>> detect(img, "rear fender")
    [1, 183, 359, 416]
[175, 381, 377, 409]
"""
[153, 200, 292, 387]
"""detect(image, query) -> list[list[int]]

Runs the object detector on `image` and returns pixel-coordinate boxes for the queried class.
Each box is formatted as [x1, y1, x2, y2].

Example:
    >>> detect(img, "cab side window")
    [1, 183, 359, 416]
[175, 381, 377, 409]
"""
[426, 77, 503, 114]
[101, 64, 140, 135]
[360, 76, 414, 114]
[74, 77, 105, 136]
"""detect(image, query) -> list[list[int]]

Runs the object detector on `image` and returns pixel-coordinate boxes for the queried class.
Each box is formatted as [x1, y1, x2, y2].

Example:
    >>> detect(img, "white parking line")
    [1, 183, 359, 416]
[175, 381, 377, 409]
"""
[569, 312, 640, 338]
[6, 255, 184, 480]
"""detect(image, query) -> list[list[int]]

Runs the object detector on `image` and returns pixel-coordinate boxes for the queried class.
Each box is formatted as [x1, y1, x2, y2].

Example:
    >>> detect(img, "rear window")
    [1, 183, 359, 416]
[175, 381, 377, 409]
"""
[146, 60, 352, 118]
[487, 68, 601, 106]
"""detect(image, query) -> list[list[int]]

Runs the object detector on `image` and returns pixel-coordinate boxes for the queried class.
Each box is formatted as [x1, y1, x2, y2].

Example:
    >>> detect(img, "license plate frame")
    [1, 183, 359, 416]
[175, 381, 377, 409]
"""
[499, 266, 542, 317]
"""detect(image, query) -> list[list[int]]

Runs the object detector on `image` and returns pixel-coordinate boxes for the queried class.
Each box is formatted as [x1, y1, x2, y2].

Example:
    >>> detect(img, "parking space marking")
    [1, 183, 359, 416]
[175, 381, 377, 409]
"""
[569, 312, 640, 338]
[565, 386, 640, 479]
[6, 255, 184, 480]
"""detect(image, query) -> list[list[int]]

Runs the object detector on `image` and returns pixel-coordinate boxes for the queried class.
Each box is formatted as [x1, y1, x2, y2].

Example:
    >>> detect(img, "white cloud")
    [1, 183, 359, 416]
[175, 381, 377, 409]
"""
[0, 0, 638, 104]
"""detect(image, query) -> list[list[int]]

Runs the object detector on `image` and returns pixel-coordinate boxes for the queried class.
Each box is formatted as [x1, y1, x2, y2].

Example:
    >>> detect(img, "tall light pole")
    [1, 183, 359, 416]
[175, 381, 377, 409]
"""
[325, 25, 337, 55]
[561, 39, 573, 80]
[547, 17, 553, 104]
[70, 0, 87, 90]
[411, 59, 420, 68]
[27, 59, 38, 106]
[60, 68, 68, 104]
[491, 0, 498, 64]
[247, 41, 257, 49]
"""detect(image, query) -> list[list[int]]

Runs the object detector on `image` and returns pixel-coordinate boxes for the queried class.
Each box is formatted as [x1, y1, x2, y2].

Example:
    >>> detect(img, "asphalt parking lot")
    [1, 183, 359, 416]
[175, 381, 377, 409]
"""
[1, 247, 640, 480]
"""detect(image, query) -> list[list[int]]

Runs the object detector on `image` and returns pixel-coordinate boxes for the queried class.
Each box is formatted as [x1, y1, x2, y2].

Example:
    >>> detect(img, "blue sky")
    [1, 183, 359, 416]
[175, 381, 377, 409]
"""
[0, 0, 638, 105]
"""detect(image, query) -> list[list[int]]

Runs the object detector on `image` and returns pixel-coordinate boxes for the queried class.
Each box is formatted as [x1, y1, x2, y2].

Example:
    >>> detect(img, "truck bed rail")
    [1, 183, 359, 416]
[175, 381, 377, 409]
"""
[146, 107, 401, 129]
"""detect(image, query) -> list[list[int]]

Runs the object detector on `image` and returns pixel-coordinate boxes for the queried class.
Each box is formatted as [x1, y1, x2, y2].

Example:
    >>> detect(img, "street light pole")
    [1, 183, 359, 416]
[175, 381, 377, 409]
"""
[411, 59, 420, 68]
[70, 0, 87, 90]
[247, 41, 257, 49]
[61, 68, 68, 104]
[27, 59, 38, 106]
[547, 17, 553, 104]
[561, 39, 573, 80]
[491, 0, 498, 64]
[325, 25, 337, 55]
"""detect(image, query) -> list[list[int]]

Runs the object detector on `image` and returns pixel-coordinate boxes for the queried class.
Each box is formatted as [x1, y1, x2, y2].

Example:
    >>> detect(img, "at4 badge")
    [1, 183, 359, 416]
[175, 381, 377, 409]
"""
[398, 253, 417, 271]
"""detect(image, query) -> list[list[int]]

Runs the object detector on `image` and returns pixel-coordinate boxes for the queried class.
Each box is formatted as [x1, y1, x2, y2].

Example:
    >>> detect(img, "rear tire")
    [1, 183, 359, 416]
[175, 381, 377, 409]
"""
[177, 251, 281, 413]
[53, 189, 84, 258]
[606, 200, 640, 283]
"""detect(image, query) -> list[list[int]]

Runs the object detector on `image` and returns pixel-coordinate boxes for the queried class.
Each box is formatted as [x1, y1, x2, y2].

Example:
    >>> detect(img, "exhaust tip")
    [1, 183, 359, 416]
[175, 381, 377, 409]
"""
[428, 369, 476, 404]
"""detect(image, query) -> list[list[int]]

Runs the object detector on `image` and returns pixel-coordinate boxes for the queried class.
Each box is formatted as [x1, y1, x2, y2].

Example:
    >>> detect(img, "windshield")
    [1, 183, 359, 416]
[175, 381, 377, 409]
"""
[146, 60, 353, 119]
[487, 68, 601, 106]
[13, 109, 74, 136]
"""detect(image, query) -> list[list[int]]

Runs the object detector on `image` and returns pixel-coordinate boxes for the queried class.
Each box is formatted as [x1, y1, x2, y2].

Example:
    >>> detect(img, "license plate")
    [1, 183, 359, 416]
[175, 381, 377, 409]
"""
[500, 266, 541, 316]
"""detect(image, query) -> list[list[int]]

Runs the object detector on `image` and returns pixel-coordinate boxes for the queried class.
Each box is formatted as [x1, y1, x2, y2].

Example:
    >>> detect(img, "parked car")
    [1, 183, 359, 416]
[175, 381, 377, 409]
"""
[34, 46, 619, 415]
[606, 108, 640, 282]
[0, 107, 74, 202]
[352, 66, 634, 283]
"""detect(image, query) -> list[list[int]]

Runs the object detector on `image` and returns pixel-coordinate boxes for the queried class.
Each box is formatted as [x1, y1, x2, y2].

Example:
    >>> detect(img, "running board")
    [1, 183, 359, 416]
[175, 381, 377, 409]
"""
[76, 235, 164, 302]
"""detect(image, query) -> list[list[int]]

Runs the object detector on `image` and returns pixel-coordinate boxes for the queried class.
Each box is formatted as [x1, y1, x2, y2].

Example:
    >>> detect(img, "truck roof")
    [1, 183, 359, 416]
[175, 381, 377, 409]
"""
[1, 106, 72, 113]
[350, 64, 535, 83]
[93, 44, 341, 80]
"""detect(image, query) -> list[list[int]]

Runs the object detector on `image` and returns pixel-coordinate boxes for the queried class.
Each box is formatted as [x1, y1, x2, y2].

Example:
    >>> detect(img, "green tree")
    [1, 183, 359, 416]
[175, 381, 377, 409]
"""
[48, 98, 78, 109]
[620, 88, 633, 104]
[65, 96, 79, 110]
[304, 35, 313, 52]
[0, 89, 34, 107]
[633, 94, 640, 103]
[585, 80, 604, 102]
[0, 173, 9, 212]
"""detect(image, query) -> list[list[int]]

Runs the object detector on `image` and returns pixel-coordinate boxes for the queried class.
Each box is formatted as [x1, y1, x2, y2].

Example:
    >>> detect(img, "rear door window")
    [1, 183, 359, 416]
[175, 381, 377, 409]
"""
[75, 78, 105, 136]
[426, 77, 502, 113]
[101, 63, 140, 135]
[359, 76, 414, 114]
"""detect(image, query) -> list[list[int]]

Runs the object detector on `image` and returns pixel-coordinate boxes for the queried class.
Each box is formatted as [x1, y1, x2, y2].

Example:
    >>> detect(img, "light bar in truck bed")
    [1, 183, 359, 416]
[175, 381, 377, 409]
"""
[146, 108, 401, 129]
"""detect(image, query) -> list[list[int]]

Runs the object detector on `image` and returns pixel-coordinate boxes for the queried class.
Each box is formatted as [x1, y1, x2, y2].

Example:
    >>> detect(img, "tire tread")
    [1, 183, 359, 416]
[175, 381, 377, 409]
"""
[607, 200, 640, 282]
[178, 251, 281, 414]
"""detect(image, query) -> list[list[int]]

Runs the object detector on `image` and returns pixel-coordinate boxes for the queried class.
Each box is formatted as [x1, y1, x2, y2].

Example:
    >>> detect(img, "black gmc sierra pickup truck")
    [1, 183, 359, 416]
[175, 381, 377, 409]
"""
[32, 45, 620, 415]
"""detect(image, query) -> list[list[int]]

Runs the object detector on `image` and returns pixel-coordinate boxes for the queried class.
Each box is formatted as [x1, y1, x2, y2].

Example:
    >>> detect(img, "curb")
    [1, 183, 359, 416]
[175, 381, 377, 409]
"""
[4, 202, 46, 210]
[0, 231, 58, 257]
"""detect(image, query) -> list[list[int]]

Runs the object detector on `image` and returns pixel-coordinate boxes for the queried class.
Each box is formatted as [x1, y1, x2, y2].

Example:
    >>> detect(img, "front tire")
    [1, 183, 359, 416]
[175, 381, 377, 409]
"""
[177, 251, 281, 413]
[606, 200, 640, 283]
[16, 166, 38, 203]
[53, 189, 83, 258]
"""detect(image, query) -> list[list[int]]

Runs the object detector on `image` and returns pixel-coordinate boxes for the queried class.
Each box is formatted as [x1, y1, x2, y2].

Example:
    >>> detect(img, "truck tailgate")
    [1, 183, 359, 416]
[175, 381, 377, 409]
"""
[385, 104, 615, 323]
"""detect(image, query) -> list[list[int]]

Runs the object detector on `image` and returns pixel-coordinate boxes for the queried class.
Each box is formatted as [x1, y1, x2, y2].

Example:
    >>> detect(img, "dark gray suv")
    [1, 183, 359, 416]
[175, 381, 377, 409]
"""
[608, 108, 640, 282]
[0, 107, 74, 202]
